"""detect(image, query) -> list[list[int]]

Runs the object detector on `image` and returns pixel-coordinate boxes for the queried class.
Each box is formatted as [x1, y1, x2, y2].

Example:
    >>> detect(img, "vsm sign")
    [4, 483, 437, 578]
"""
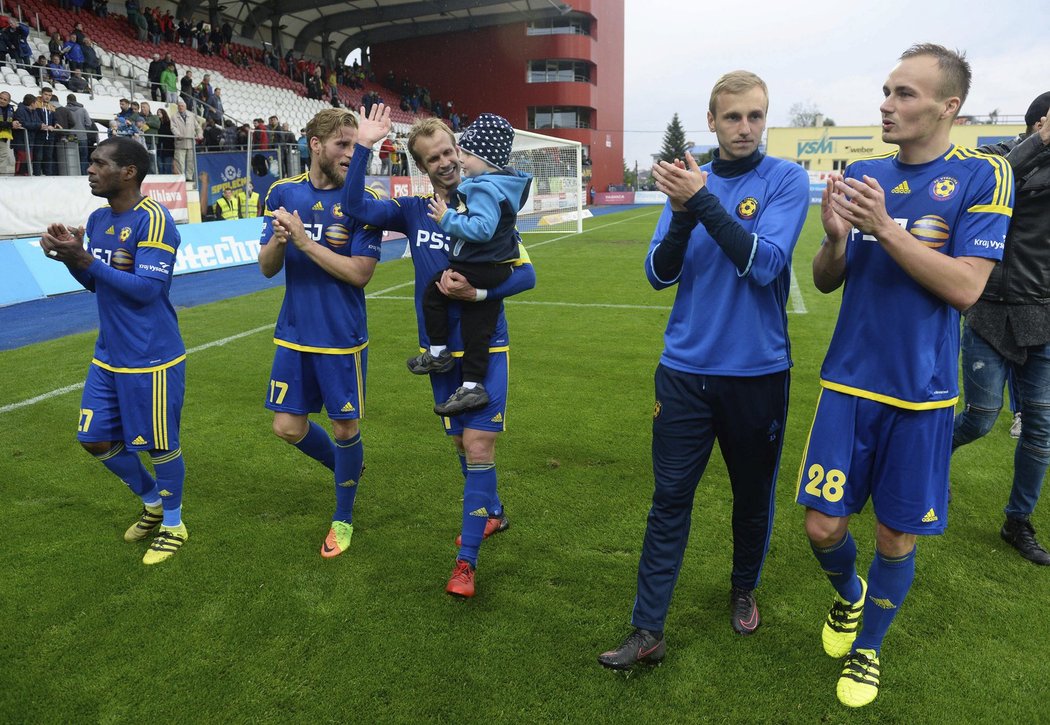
[797, 130, 875, 156]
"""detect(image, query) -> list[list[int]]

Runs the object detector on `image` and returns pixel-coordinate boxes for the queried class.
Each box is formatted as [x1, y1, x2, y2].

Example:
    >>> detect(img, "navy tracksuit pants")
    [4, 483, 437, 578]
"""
[631, 363, 789, 632]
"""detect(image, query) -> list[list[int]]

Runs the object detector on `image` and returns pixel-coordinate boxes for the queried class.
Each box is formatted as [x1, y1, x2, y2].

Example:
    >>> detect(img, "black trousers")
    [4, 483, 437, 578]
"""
[422, 261, 511, 384]
[632, 364, 789, 632]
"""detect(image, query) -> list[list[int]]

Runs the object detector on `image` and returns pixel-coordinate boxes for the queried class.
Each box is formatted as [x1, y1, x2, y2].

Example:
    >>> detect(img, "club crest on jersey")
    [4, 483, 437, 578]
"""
[736, 196, 759, 220]
[653, 400, 662, 419]
[908, 215, 950, 248]
[331, 203, 344, 218]
[929, 176, 958, 201]
[325, 223, 350, 248]
[119, 226, 132, 243]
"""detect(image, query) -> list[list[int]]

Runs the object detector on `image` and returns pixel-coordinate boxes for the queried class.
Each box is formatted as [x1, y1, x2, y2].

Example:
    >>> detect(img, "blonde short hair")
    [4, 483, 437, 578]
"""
[304, 108, 358, 145]
[407, 117, 456, 166]
[708, 71, 769, 115]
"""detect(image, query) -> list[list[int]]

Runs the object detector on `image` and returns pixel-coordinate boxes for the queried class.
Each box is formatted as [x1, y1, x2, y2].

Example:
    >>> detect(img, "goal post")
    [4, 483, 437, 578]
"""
[403, 127, 584, 234]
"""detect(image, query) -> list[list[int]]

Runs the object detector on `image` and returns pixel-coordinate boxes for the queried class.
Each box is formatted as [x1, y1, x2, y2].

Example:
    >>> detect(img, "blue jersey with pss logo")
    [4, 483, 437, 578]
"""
[820, 146, 1014, 409]
[85, 196, 184, 371]
[262, 173, 383, 353]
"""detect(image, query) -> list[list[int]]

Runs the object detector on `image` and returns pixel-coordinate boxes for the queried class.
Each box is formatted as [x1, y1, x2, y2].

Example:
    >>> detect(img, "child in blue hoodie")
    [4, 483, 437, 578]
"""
[408, 113, 532, 416]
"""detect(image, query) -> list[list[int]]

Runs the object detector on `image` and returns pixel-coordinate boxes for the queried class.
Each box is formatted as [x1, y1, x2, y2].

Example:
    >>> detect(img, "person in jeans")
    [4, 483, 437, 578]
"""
[951, 91, 1050, 566]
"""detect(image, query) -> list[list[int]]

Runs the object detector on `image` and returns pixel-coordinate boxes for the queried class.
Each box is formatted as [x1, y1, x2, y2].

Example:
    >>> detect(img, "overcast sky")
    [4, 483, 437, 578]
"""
[622, 0, 1050, 169]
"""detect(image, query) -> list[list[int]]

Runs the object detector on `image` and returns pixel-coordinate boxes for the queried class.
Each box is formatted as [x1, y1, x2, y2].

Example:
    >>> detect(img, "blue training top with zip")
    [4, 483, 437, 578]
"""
[645, 154, 810, 377]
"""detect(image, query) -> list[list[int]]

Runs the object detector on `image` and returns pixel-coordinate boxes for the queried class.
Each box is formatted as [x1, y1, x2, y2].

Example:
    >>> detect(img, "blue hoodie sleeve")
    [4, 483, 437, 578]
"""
[683, 165, 808, 286]
[490, 261, 536, 299]
[343, 142, 409, 233]
[439, 181, 503, 243]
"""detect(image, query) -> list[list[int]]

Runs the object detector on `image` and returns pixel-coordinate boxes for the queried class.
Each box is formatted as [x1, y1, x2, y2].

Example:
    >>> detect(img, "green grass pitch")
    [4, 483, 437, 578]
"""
[1, 206, 1046, 722]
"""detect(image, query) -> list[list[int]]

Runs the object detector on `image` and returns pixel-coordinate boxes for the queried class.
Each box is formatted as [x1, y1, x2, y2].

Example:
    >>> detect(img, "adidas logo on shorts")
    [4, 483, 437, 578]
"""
[922, 508, 938, 523]
[132, 435, 147, 445]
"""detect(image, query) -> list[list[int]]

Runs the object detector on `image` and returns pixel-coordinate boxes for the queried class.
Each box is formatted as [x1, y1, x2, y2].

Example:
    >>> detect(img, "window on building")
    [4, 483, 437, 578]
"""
[528, 106, 592, 130]
[832, 159, 848, 171]
[527, 16, 591, 36]
[797, 160, 811, 170]
[527, 60, 593, 84]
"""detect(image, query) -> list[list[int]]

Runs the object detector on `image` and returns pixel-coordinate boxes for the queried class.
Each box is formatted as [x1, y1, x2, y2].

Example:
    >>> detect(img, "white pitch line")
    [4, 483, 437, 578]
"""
[0, 324, 274, 415]
[788, 266, 808, 314]
[366, 279, 415, 298]
[525, 209, 662, 249]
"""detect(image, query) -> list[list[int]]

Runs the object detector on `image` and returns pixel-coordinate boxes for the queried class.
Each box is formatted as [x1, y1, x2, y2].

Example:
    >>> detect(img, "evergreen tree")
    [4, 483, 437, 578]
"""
[658, 113, 689, 163]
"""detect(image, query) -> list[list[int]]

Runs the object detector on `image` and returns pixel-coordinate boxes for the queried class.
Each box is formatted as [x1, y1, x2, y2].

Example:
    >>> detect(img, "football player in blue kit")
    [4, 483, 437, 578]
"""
[599, 71, 810, 670]
[41, 136, 189, 565]
[344, 104, 536, 598]
[799, 44, 1014, 707]
[258, 108, 382, 559]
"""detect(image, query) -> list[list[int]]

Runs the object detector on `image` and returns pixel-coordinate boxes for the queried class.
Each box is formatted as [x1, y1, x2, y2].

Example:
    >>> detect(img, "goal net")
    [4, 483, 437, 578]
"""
[404, 128, 583, 234]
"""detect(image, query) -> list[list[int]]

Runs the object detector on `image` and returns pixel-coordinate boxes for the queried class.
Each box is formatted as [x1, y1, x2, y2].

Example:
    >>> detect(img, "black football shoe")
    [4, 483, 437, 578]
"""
[597, 628, 666, 670]
[730, 586, 761, 635]
[1001, 517, 1050, 566]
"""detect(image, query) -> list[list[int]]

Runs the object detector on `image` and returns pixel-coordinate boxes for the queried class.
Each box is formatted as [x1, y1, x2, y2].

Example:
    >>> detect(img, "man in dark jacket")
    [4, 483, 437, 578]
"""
[952, 91, 1050, 565]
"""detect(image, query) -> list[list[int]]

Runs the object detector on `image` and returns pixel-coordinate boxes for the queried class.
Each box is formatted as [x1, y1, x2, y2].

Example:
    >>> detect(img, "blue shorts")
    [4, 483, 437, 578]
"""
[431, 350, 509, 436]
[265, 344, 367, 419]
[78, 361, 185, 451]
[795, 388, 953, 535]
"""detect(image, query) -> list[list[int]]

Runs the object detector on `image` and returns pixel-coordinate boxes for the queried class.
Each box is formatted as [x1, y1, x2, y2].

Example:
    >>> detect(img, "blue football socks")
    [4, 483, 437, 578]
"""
[333, 432, 363, 523]
[854, 546, 917, 654]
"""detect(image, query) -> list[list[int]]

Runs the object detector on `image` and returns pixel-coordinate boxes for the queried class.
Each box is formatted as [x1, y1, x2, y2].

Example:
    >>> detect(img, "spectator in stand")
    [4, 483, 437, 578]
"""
[196, 73, 214, 111]
[195, 23, 209, 55]
[205, 87, 223, 124]
[133, 9, 148, 42]
[222, 119, 237, 149]
[156, 107, 173, 174]
[67, 68, 89, 93]
[177, 19, 192, 46]
[252, 118, 269, 149]
[71, 22, 86, 44]
[37, 88, 59, 176]
[139, 101, 159, 167]
[63, 93, 95, 173]
[11, 21, 32, 69]
[202, 117, 223, 151]
[48, 30, 63, 59]
[297, 127, 308, 165]
[80, 36, 100, 77]
[236, 122, 250, 149]
[47, 54, 70, 86]
[379, 134, 395, 175]
[92, 0, 108, 17]
[161, 11, 175, 43]
[160, 62, 178, 103]
[147, 10, 162, 45]
[170, 98, 202, 181]
[125, 0, 140, 28]
[220, 20, 232, 45]
[180, 70, 195, 112]
[62, 33, 84, 71]
[31, 55, 48, 83]
[306, 68, 323, 100]
[147, 53, 165, 101]
[13, 93, 41, 175]
[0, 91, 22, 176]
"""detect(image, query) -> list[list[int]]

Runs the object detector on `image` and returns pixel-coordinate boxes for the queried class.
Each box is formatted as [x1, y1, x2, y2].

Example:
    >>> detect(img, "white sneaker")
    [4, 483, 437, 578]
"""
[1010, 412, 1023, 439]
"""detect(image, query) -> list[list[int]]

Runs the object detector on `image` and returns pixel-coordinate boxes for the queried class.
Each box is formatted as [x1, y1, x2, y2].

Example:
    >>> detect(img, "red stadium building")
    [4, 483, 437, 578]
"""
[368, 0, 624, 195]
